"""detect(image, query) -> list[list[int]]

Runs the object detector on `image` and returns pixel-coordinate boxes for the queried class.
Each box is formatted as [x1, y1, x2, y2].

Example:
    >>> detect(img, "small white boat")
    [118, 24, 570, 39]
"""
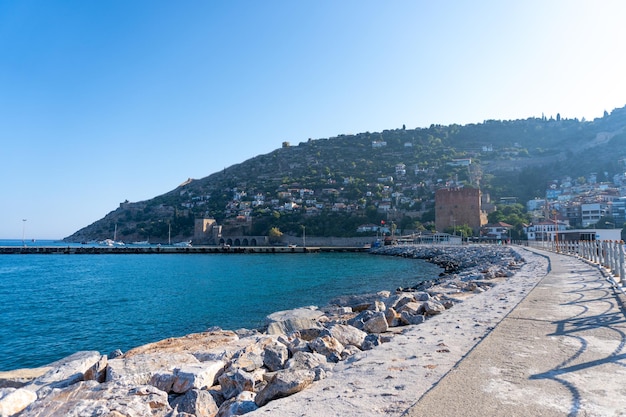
[99, 224, 125, 246]
[99, 239, 125, 247]
[173, 240, 192, 247]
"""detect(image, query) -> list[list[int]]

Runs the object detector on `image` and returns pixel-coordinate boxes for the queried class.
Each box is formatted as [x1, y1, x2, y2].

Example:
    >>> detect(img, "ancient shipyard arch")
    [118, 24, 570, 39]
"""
[218, 236, 268, 246]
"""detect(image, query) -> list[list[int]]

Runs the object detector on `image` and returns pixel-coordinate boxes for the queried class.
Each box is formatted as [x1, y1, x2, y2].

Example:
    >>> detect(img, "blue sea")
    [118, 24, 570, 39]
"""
[0, 240, 441, 371]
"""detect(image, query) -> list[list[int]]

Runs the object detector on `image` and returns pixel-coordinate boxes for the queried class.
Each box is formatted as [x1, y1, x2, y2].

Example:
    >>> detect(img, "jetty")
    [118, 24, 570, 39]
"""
[0, 245, 369, 255]
[402, 247, 626, 416]
[2, 244, 624, 416]
[250, 246, 626, 416]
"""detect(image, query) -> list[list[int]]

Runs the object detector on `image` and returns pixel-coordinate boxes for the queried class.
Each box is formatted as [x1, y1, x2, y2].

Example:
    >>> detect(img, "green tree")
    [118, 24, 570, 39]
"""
[268, 227, 283, 244]
[444, 224, 472, 238]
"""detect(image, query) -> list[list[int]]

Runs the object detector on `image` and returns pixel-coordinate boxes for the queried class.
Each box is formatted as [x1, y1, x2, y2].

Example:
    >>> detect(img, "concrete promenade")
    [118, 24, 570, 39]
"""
[403, 248, 626, 416]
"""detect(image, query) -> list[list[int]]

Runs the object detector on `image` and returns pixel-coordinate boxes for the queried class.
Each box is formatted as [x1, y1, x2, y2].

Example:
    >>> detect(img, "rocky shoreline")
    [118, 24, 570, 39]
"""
[0, 244, 534, 417]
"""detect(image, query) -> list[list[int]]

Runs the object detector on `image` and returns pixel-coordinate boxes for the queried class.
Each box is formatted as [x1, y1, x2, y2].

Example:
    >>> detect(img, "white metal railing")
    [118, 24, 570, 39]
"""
[527, 239, 625, 288]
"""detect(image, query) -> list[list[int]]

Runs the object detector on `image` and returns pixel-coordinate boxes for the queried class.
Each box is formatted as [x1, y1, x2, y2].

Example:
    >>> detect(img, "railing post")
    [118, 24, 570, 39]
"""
[590, 240, 595, 263]
[613, 241, 620, 278]
[580, 240, 586, 259]
[610, 241, 617, 277]
[617, 241, 625, 285]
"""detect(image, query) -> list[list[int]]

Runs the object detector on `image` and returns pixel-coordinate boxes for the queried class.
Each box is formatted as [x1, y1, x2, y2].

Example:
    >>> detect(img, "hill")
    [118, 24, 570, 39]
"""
[64, 106, 626, 243]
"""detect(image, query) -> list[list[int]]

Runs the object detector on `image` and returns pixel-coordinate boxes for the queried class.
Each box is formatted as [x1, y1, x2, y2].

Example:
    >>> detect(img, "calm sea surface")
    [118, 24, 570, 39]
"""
[0, 240, 441, 371]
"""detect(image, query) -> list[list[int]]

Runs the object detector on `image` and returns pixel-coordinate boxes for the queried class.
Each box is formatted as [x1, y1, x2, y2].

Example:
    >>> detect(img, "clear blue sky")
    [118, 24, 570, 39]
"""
[2, 1, 626, 239]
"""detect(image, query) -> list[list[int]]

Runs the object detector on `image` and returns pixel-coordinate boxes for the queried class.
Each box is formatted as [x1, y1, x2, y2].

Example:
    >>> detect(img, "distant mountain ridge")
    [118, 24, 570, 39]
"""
[64, 106, 626, 243]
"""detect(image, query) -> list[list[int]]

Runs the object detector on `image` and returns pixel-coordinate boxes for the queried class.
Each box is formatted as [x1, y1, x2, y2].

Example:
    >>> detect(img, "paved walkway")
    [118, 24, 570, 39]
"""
[403, 249, 626, 416]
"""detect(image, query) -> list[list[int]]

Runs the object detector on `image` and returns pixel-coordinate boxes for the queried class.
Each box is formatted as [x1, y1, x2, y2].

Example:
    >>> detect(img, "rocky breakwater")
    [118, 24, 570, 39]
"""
[0, 244, 525, 417]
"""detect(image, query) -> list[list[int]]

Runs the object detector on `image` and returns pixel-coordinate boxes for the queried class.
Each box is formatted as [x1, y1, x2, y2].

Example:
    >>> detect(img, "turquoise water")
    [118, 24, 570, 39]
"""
[0, 248, 440, 371]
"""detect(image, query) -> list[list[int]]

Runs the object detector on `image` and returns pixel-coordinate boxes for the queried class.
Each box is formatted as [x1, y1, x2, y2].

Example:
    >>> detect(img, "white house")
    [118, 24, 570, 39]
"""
[482, 222, 513, 240]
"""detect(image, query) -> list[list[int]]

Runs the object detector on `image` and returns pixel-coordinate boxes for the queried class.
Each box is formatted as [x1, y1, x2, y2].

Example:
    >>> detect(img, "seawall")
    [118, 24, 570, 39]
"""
[0, 245, 369, 255]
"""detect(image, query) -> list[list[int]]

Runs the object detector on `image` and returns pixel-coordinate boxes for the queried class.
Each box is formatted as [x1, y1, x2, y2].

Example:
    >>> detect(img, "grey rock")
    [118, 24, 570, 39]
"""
[347, 310, 376, 330]
[396, 301, 422, 315]
[285, 351, 333, 374]
[327, 324, 367, 349]
[254, 369, 315, 407]
[106, 352, 199, 386]
[422, 299, 446, 315]
[83, 355, 107, 383]
[400, 311, 426, 325]
[363, 312, 389, 334]
[340, 345, 362, 361]
[361, 334, 381, 350]
[265, 307, 325, 335]
[387, 293, 416, 310]
[108, 349, 123, 359]
[0, 387, 37, 417]
[309, 336, 344, 363]
[216, 391, 258, 417]
[25, 351, 105, 398]
[150, 371, 176, 393]
[172, 361, 226, 393]
[21, 380, 172, 417]
[170, 388, 219, 417]
[218, 368, 255, 400]
[329, 291, 390, 312]
[384, 307, 402, 327]
[263, 341, 289, 372]
[230, 344, 264, 373]
[414, 291, 431, 301]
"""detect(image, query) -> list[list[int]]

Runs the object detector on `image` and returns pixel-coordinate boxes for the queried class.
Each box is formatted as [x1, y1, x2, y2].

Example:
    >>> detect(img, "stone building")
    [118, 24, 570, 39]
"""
[194, 218, 222, 244]
[435, 187, 488, 236]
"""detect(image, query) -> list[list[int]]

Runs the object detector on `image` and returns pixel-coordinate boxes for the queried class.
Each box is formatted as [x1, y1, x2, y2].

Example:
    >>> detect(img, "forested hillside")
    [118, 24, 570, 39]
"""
[65, 106, 626, 243]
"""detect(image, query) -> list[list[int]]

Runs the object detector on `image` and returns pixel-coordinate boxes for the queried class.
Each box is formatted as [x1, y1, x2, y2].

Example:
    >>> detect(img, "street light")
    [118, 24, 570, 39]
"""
[22, 219, 27, 247]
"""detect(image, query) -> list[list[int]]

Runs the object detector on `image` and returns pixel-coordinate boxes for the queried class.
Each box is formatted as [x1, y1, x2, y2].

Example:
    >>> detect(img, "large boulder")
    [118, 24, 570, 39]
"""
[347, 310, 376, 330]
[361, 334, 382, 351]
[218, 368, 255, 400]
[20, 380, 172, 417]
[262, 341, 289, 372]
[254, 369, 315, 407]
[265, 307, 325, 335]
[171, 361, 226, 393]
[326, 324, 367, 349]
[170, 388, 219, 417]
[363, 312, 389, 334]
[284, 351, 333, 381]
[384, 307, 402, 327]
[25, 351, 106, 398]
[328, 291, 391, 312]
[309, 336, 344, 363]
[106, 352, 199, 386]
[216, 391, 258, 417]
[279, 335, 312, 356]
[0, 388, 37, 416]
[422, 299, 446, 316]
[396, 301, 422, 315]
[400, 311, 426, 326]
[229, 344, 264, 373]
[122, 330, 240, 359]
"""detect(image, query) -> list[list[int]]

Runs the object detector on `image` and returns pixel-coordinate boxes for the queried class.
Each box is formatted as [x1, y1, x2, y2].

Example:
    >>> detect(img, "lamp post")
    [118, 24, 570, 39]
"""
[302, 225, 306, 248]
[22, 219, 27, 247]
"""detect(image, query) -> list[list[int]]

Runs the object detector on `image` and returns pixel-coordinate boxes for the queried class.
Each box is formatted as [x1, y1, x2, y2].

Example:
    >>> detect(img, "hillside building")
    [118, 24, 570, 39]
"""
[194, 218, 222, 244]
[435, 187, 488, 235]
